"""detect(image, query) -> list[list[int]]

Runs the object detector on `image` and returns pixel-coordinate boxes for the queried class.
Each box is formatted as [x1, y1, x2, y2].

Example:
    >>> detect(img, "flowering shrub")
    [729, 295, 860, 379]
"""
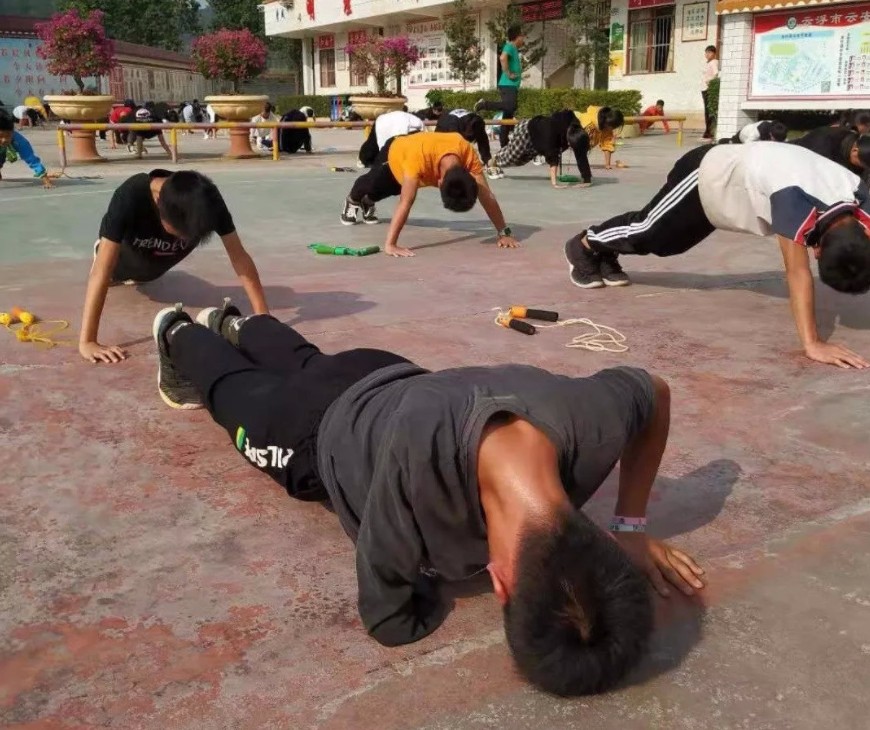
[191, 29, 268, 93]
[345, 35, 420, 96]
[35, 9, 115, 94]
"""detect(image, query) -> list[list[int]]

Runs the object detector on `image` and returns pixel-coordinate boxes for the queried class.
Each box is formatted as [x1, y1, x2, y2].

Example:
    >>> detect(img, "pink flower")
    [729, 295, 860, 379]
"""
[35, 9, 115, 91]
[344, 35, 420, 94]
[192, 29, 268, 89]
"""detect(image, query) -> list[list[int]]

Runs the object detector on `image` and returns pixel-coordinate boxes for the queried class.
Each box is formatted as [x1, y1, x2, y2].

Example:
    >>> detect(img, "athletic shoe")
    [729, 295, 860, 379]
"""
[196, 297, 242, 342]
[564, 234, 605, 289]
[152, 304, 203, 410]
[340, 198, 361, 225]
[599, 253, 632, 287]
[361, 200, 379, 224]
[485, 165, 501, 180]
[532, 155, 545, 166]
[493, 165, 506, 179]
[473, 98, 486, 113]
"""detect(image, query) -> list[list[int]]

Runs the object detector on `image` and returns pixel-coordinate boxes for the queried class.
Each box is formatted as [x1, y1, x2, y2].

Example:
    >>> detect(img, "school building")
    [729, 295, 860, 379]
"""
[264, 0, 718, 126]
[715, 0, 870, 137]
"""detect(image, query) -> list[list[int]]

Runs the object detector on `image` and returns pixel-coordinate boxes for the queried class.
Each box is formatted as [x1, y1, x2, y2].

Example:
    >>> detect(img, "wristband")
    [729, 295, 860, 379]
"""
[609, 515, 647, 533]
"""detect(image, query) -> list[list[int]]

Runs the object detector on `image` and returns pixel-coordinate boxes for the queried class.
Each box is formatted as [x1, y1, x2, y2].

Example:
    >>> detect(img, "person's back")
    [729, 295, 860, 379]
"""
[790, 125, 861, 174]
[374, 110, 424, 148]
[387, 131, 479, 187]
[698, 142, 866, 235]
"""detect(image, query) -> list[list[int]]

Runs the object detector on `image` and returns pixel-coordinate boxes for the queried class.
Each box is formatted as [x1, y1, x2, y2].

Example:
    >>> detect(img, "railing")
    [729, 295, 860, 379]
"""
[56, 115, 685, 166]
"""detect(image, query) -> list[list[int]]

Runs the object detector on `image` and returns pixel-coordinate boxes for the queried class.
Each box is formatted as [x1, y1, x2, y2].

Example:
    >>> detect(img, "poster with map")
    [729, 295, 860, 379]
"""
[750, 3, 870, 99]
[405, 17, 481, 90]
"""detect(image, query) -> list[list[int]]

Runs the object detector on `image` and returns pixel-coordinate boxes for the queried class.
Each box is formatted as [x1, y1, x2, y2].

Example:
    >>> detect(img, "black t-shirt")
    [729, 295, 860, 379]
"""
[98, 170, 235, 282]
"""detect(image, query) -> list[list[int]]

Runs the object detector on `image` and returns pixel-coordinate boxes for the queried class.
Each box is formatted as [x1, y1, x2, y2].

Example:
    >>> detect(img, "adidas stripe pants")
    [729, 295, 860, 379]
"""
[586, 145, 715, 257]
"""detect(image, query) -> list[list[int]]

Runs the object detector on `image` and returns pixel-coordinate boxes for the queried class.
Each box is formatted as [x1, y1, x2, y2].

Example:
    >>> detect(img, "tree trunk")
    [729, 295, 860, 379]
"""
[73, 74, 84, 93]
[395, 73, 402, 97]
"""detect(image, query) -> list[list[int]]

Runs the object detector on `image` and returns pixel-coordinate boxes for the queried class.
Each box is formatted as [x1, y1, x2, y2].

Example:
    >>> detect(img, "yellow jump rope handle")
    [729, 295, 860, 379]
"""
[7, 307, 36, 325]
[509, 306, 559, 322]
[498, 314, 536, 335]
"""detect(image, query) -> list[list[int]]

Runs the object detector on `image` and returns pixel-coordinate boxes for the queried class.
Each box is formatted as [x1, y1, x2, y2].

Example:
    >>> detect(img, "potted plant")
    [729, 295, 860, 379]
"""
[193, 28, 269, 158]
[346, 36, 420, 120]
[36, 9, 115, 162]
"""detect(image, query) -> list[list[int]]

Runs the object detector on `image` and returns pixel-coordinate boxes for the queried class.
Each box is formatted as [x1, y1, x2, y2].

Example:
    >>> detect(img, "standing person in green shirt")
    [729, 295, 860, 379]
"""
[475, 24, 524, 158]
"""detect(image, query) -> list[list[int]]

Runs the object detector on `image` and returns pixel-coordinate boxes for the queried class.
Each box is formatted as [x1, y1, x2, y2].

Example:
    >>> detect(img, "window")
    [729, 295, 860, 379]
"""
[627, 6, 675, 74]
[319, 48, 336, 87]
[350, 57, 368, 86]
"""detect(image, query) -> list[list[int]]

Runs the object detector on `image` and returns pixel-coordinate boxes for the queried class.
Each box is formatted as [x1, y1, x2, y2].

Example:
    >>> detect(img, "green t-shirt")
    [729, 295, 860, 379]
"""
[499, 42, 521, 87]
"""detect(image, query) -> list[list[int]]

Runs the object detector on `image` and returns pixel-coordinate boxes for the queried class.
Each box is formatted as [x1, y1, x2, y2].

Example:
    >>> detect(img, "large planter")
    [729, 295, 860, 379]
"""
[44, 94, 114, 163]
[348, 95, 407, 121]
[204, 94, 269, 159]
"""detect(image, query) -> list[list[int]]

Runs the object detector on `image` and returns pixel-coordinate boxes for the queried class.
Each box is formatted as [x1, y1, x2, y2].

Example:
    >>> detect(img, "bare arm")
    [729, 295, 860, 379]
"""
[474, 174, 518, 248]
[221, 231, 269, 314]
[500, 51, 512, 78]
[384, 177, 419, 257]
[157, 132, 171, 156]
[79, 238, 127, 363]
[778, 236, 868, 368]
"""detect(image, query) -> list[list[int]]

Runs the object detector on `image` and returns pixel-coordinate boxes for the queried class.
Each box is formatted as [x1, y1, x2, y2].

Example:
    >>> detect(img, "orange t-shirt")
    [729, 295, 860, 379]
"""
[387, 132, 483, 187]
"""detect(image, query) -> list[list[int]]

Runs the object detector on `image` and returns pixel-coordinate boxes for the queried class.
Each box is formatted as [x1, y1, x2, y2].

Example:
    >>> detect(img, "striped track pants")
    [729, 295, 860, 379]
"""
[587, 145, 716, 257]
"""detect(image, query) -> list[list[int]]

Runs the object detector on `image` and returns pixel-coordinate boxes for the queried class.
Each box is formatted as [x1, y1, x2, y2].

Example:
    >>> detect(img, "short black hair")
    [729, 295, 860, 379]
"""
[818, 216, 870, 294]
[507, 23, 523, 41]
[656, 99, 665, 107]
[157, 171, 226, 246]
[598, 106, 624, 132]
[765, 121, 788, 142]
[855, 134, 870, 167]
[705, 45, 717, 54]
[504, 511, 653, 696]
[440, 166, 478, 212]
[853, 111, 870, 130]
[0, 109, 13, 131]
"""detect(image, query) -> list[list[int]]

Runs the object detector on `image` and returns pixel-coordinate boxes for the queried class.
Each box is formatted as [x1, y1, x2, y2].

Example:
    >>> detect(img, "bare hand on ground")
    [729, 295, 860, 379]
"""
[385, 244, 415, 258]
[614, 532, 705, 597]
[79, 341, 127, 364]
[497, 235, 520, 249]
[804, 341, 869, 369]
[41, 175, 55, 189]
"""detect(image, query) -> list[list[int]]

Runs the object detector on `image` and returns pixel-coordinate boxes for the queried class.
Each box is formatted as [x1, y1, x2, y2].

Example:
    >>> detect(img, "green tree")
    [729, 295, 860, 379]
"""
[443, 0, 485, 91]
[563, 0, 611, 90]
[208, 0, 302, 74]
[484, 6, 546, 81]
[57, 0, 200, 52]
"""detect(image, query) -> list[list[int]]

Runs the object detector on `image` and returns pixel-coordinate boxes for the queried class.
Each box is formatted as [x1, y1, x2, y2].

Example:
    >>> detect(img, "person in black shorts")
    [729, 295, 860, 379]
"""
[149, 299, 706, 697]
[81, 170, 269, 364]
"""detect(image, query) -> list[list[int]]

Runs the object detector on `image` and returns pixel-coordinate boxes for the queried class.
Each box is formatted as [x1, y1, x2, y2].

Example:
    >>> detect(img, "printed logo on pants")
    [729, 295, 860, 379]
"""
[235, 426, 294, 469]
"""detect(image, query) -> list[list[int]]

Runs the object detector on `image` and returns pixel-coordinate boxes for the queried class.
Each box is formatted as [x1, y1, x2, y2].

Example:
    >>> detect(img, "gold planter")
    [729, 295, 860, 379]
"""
[348, 95, 407, 121]
[204, 94, 270, 158]
[43, 94, 115, 162]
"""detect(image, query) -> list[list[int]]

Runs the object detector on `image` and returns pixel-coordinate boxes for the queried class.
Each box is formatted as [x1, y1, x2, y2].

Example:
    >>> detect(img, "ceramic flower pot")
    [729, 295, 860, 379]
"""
[43, 94, 114, 162]
[204, 94, 269, 158]
[348, 95, 407, 121]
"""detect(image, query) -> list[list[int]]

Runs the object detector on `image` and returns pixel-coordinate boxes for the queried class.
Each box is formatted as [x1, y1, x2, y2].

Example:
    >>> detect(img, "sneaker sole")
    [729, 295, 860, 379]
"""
[603, 278, 631, 287]
[362, 218, 379, 225]
[152, 307, 202, 411]
[340, 218, 359, 226]
[564, 242, 606, 290]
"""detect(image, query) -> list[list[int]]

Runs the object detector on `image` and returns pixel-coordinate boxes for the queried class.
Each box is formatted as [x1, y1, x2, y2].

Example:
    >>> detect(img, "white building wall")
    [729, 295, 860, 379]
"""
[715, 12, 754, 139]
[608, 0, 718, 123]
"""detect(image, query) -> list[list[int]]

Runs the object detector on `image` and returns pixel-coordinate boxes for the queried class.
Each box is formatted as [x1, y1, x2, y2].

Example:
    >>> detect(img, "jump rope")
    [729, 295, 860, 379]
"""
[0, 307, 72, 347]
[494, 306, 628, 353]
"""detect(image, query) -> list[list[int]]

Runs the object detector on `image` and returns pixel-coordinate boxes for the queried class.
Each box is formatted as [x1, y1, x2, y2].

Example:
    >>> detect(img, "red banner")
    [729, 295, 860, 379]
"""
[317, 34, 335, 50]
[519, 0, 565, 23]
[628, 0, 674, 8]
[347, 30, 368, 45]
[754, 3, 870, 34]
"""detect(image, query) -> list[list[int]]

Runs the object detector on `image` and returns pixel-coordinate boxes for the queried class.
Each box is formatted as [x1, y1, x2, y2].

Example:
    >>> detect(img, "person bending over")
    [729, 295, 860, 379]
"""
[150, 299, 706, 696]
[719, 120, 788, 144]
[790, 125, 870, 181]
[414, 101, 444, 121]
[341, 131, 519, 257]
[0, 110, 52, 188]
[124, 107, 172, 159]
[564, 143, 870, 368]
[573, 105, 624, 175]
[278, 107, 314, 155]
[81, 170, 269, 364]
[250, 102, 279, 151]
[357, 110, 424, 168]
[638, 100, 669, 135]
[435, 109, 495, 177]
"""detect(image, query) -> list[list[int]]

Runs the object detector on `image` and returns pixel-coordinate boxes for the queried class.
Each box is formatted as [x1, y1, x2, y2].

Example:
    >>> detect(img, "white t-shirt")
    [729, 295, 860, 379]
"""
[12, 105, 28, 120]
[737, 121, 764, 143]
[702, 59, 719, 90]
[698, 143, 869, 242]
[206, 104, 217, 123]
[250, 113, 276, 139]
[375, 110, 424, 148]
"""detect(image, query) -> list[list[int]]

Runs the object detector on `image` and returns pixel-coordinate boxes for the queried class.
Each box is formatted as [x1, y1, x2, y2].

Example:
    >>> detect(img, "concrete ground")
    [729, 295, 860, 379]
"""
[2, 127, 870, 730]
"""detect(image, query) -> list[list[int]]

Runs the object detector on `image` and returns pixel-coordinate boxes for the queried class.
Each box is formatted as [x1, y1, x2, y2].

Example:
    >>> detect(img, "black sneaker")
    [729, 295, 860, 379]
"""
[473, 98, 486, 113]
[152, 304, 203, 410]
[196, 297, 242, 341]
[340, 198, 361, 225]
[564, 234, 605, 289]
[599, 253, 632, 287]
[361, 199, 379, 224]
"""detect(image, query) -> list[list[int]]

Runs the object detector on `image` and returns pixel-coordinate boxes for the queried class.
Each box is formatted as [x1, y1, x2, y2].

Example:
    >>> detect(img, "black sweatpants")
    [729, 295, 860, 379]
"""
[477, 85, 518, 147]
[586, 144, 715, 257]
[358, 127, 380, 167]
[702, 90, 714, 138]
[170, 316, 409, 500]
[349, 137, 402, 203]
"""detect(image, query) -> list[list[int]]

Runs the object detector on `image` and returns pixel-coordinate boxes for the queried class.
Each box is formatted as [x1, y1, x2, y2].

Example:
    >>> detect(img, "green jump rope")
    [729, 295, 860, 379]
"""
[308, 243, 381, 256]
